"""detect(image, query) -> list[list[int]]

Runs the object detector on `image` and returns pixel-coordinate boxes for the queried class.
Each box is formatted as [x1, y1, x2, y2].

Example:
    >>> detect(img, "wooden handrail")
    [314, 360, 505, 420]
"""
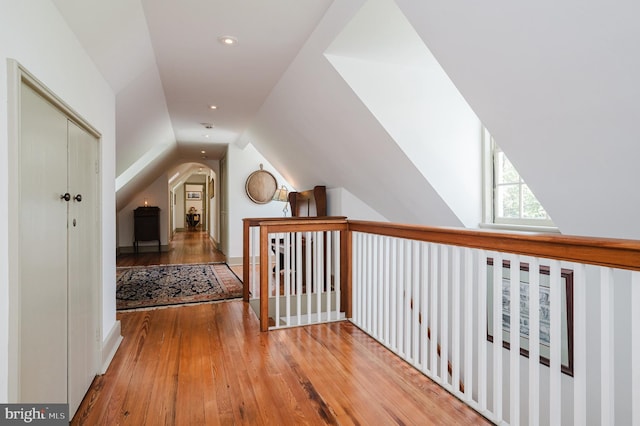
[244, 217, 640, 332]
[243, 217, 350, 331]
[242, 217, 347, 301]
[348, 220, 640, 272]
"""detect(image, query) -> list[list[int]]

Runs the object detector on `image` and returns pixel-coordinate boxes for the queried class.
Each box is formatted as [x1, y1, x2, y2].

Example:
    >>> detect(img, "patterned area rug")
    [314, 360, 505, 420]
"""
[116, 263, 243, 310]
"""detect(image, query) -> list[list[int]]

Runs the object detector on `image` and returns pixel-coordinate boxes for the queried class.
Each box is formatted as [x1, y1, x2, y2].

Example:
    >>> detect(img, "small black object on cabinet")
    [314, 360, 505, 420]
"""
[134, 206, 161, 253]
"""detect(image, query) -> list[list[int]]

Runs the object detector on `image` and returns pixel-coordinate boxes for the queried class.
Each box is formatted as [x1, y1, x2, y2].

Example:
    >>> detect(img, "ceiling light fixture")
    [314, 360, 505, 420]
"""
[201, 150, 206, 154]
[209, 105, 217, 110]
[201, 122, 214, 129]
[218, 35, 238, 46]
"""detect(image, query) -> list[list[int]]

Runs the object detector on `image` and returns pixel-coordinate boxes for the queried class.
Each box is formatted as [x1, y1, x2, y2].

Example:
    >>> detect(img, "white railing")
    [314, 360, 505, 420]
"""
[349, 221, 640, 426]
[243, 218, 349, 331]
[244, 218, 640, 424]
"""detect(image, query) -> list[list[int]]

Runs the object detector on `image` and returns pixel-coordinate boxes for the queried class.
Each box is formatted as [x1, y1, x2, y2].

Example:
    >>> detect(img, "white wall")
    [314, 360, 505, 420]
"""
[117, 173, 170, 250]
[326, 187, 388, 222]
[244, 0, 463, 228]
[174, 185, 185, 229]
[226, 142, 294, 263]
[0, 0, 116, 401]
[208, 170, 219, 245]
[325, 0, 482, 227]
[396, 0, 640, 240]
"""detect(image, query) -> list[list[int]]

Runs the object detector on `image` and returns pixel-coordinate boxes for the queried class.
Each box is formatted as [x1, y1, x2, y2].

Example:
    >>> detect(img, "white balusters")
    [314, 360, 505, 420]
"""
[633, 271, 640, 426]
[306, 231, 313, 326]
[573, 263, 586, 426]
[295, 232, 302, 326]
[549, 260, 562, 425]
[420, 242, 429, 375]
[250, 226, 640, 425]
[463, 247, 473, 403]
[492, 252, 503, 421]
[251, 225, 258, 298]
[440, 245, 449, 383]
[601, 267, 615, 425]
[528, 258, 540, 426]
[390, 238, 398, 352]
[451, 247, 461, 395]
[284, 232, 291, 326]
[509, 254, 521, 425]
[429, 243, 439, 383]
[411, 241, 420, 366]
[477, 250, 488, 413]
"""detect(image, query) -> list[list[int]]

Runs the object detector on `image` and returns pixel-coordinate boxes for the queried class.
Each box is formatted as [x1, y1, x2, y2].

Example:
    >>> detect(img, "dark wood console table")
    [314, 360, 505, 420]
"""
[134, 206, 161, 253]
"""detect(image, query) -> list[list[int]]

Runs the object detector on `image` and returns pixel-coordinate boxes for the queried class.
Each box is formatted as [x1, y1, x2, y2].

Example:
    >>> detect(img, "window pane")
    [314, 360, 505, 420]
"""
[496, 184, 520, 218]
[496, 151, 519, 184]
[522, 185, 549, 219]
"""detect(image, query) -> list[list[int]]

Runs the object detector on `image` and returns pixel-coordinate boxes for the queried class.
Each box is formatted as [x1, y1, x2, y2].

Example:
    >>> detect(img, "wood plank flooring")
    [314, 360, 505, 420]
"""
[116, 230, 226, 267]
[75, 231, 489, 425]
[72, 301, 488, 425]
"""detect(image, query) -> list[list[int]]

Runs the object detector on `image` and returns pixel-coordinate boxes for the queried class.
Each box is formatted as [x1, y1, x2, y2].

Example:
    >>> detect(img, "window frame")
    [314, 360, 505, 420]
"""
[482, 128, 558, 231]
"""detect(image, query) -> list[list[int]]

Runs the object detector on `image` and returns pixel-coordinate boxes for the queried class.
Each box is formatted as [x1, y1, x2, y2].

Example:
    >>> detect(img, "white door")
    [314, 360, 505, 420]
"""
[67, 121, 99, 415]
[19, 82, 69, 403]
[19, 81, 100, 416]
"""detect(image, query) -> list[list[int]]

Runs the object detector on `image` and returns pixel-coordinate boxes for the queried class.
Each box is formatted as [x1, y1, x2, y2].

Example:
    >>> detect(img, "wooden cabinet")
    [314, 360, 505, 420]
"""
[134, 206, 161, 252]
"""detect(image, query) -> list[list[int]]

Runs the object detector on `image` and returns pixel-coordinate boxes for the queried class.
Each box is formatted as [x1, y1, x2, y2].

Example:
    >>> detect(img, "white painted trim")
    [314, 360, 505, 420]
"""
[209, 234, 219, 249]
[226, 256, 243, 266]
[100, 320, 123, 374]
[7, 58, 21, 402]
[479, 222, 560, 234]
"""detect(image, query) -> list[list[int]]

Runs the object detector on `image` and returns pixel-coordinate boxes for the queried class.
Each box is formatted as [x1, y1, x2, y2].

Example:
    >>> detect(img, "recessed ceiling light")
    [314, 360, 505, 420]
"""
[218, 35, 238, 46]
[201, 150, 206, 154]
[209, 105, 217, 110]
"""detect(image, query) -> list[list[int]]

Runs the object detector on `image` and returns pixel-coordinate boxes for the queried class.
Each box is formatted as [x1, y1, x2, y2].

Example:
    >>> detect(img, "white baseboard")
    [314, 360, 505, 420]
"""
[101, 320, 123, 374]
[226, 256, 243, 266]
[209, 234, 220, 249]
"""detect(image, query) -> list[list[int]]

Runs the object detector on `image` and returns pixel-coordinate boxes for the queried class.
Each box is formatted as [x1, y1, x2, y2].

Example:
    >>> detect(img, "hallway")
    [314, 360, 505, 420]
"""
[116, 230, 226, 267]
[70, 228, 490, 424]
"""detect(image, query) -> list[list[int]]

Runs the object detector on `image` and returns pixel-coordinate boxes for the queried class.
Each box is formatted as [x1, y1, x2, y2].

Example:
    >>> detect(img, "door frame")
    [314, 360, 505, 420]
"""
[6, 60, 103, 402]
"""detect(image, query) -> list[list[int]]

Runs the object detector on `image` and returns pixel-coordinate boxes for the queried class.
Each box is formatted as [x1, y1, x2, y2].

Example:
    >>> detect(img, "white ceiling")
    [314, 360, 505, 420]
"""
[50, 0, 640, 238]
[52, 0, 333, 168]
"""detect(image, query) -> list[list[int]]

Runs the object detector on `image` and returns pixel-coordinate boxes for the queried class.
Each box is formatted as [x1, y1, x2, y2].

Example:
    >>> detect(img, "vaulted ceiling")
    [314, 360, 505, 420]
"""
[52, 0, 640, 239]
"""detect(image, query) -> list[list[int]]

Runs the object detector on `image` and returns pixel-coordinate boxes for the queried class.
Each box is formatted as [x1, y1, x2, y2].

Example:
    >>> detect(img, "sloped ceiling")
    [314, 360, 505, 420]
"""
[244, 0, 463, 226]
[53, 0, 640, 237]
[395, 0, 640, 239]
[52, 0, 334, 211]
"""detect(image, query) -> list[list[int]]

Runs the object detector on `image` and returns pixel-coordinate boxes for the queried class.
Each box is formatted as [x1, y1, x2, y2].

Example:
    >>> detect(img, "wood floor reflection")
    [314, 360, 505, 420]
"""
[72, 230, 488, 424]
[116, 230, 226, 267]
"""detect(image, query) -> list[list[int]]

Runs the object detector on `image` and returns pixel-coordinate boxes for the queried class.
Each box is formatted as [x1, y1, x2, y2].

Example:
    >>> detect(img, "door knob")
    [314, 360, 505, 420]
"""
[74, 194, 82, 202]
[60, 193, 71, 202]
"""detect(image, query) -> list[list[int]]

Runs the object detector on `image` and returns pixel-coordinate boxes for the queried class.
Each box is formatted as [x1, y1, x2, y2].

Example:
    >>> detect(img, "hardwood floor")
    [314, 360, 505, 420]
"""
[75, 231, 489, 425]
[72, 302, 488, 425]
[116, 230, 226, 267]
